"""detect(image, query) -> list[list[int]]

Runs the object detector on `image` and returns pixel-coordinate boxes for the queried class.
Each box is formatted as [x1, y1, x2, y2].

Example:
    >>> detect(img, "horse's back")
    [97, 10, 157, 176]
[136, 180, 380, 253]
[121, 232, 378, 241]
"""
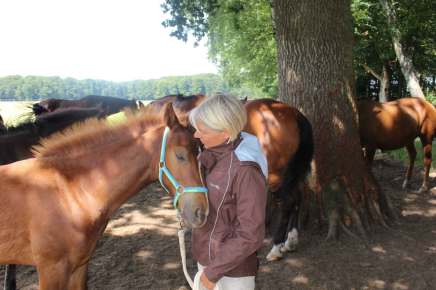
[358, 98, 435, 150]
[244, 99, 300, 190]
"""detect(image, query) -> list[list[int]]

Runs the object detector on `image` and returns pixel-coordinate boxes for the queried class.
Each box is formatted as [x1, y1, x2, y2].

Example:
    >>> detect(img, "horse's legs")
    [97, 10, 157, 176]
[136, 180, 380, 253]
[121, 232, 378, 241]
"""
[266, 193, 298, 261]
[282, 204, 299, 252]
[403, 142, 417, 189]
[67, 263, 88, 290]
[3, 265, 16, 290]
[364, 146, 376, 166]
[37, 261, 70, 290]
[419, 138, 432, 192]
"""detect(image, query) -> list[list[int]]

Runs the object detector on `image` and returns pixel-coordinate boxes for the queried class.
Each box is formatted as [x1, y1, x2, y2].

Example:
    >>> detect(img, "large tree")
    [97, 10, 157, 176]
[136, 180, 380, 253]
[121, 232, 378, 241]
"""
[162, 0, 395, 239]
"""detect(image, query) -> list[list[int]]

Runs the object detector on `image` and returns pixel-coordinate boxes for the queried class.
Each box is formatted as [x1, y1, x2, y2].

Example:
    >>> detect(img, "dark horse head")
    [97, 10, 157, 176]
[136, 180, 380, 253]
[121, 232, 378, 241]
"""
[32, 95, 141, 117]
[0, 107, 103, 165]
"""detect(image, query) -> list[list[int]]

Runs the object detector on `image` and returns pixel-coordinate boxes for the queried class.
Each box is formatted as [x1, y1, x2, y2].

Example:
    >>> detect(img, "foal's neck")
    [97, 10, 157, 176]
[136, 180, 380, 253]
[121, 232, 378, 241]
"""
[76, 128, 161, 217]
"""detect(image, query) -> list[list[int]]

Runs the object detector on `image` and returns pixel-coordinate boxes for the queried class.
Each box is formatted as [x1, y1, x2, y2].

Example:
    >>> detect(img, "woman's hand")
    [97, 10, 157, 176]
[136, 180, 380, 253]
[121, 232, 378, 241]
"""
[200, 272, 216, 290]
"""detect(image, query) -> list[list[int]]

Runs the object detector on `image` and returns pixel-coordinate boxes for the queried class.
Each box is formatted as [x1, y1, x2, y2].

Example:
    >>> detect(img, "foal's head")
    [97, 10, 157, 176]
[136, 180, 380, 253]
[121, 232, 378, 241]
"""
[159, 103, 208, 228]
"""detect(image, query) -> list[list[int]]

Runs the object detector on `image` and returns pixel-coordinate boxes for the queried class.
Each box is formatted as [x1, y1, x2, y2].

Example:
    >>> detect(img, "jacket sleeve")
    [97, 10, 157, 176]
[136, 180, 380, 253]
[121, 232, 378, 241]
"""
[203, 163, 267, 282]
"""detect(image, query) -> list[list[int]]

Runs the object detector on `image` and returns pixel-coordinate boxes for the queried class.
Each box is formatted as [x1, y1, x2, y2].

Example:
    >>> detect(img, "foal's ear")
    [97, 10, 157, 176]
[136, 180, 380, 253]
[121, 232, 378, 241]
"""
[162, 102, 181, 129]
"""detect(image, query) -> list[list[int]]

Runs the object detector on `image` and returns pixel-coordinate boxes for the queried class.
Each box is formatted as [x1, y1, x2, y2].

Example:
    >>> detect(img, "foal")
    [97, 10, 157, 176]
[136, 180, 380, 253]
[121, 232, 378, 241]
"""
[0, 103, 208, 290]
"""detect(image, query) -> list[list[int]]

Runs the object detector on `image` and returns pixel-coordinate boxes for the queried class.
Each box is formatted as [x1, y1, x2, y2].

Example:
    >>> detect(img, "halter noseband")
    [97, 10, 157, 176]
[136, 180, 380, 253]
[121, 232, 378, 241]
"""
[159, 126, 208, 208]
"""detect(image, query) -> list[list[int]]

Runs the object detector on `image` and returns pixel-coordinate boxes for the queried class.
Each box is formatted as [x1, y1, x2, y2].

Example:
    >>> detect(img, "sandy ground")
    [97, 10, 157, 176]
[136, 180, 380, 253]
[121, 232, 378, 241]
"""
[2, 156, 436, 290]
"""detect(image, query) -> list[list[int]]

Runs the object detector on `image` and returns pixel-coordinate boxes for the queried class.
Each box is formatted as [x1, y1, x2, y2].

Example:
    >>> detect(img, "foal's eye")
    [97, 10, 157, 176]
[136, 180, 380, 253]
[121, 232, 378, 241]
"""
[175, 153, 186, 161]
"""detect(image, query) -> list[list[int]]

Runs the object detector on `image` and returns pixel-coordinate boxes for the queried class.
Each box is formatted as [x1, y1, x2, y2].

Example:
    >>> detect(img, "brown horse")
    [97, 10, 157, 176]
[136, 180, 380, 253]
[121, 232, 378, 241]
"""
[32, 95, 143, 116]
[147, 94, 207, 126]
[0, 103, 208, 290]
[147, 96, 314, 261]
[358, 97, 436, 192]
[0, 114, 5, 133]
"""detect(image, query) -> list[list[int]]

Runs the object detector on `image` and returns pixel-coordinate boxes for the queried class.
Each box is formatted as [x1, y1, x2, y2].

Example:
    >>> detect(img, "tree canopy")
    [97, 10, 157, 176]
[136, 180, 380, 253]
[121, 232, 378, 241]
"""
[162, 0, 435, 99]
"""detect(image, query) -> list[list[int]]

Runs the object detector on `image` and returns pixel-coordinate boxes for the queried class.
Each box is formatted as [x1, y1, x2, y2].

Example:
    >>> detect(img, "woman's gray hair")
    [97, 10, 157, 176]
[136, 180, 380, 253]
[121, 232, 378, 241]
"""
[189, 93, 247, 141]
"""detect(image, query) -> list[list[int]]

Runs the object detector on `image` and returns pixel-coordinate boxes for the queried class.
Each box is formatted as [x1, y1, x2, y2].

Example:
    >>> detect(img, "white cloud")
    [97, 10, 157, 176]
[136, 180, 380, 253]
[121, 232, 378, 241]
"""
[0, 0, 217, 81]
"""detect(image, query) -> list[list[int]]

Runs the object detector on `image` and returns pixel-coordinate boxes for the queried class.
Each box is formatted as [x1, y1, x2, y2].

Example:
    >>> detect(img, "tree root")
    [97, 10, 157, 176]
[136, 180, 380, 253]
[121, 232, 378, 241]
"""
[326, 208, 339, 241]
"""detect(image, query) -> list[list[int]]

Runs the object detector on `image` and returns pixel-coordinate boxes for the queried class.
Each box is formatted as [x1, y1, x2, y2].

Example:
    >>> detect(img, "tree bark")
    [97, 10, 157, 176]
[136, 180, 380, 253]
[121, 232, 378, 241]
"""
[379, 0, 425, 99]
[272, 0, 395, 238]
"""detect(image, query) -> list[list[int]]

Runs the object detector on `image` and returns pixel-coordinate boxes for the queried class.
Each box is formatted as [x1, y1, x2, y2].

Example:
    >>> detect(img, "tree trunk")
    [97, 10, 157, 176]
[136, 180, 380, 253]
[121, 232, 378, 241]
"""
[379, 63, 390, 102]
[272, 0, 395, 238]
[362, 63, 390, 102]
[379, 0, 425, 99]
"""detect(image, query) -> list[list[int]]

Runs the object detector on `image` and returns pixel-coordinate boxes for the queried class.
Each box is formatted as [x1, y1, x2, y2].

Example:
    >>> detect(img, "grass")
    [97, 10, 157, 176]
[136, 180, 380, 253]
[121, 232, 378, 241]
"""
[0, 101, 35, 127]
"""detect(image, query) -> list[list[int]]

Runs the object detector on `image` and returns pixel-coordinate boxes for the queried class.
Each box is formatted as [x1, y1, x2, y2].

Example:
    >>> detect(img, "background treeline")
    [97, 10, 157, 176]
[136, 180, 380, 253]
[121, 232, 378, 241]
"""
[0, 74, 266, 101]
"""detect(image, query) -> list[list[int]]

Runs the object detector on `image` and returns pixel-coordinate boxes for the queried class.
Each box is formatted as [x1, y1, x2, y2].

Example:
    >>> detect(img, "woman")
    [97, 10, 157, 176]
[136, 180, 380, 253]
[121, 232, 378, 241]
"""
[189, 94, 268, 290]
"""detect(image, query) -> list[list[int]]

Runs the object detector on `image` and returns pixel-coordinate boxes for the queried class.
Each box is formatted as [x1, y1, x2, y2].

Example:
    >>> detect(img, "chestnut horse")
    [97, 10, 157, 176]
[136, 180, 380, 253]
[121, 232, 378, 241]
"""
[0, 107, 105, 290]
[358, 97, 436, 192]
[32, 95, 143, 116]
[147, 95, 314, 261]
[0, 103, 208, 290]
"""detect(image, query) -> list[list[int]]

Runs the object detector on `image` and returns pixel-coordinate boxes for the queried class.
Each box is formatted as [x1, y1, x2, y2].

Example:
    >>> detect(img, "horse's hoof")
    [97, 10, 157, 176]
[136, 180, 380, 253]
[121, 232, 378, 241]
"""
[282, 229, 298, 252]
[418, 186, 429, 193]
[266, 244, 284, 261]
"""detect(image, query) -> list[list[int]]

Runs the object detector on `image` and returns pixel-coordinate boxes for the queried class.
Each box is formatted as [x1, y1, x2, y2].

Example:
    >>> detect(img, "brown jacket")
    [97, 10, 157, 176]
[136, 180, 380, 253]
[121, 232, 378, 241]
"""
[192, 132, 268, 282]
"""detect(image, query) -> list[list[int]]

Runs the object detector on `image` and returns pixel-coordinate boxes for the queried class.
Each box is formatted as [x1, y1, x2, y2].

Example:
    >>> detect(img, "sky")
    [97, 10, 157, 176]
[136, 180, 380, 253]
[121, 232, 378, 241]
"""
[0, 0, 218, 82]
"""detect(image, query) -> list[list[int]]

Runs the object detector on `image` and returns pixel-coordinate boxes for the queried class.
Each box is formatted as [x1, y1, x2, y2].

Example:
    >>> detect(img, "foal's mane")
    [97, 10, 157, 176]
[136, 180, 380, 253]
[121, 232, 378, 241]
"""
[33, 111, 162, 170]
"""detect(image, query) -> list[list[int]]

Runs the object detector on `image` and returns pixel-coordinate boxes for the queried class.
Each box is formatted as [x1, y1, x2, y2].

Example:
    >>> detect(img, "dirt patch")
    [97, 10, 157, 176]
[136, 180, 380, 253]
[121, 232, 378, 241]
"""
[2, 157, 436, 289]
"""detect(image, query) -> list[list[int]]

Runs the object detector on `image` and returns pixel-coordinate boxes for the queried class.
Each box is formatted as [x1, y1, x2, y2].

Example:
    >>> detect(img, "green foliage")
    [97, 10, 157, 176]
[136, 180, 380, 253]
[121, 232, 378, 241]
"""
[425, 90, 436, 105]
[208, 0, 278, 97]
[352, 0, 435, 97]
[0, 74, 256, 101]
[161, 0, 278, 97]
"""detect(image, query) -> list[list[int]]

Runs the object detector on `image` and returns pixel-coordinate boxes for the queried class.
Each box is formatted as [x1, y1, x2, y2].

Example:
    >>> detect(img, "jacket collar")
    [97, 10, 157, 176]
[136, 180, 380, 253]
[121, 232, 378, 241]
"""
[199, 133, 242, 171]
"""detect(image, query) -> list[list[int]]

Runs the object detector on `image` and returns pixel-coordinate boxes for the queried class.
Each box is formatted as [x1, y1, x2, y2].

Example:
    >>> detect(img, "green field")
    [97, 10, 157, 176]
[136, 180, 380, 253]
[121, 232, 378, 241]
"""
[0, 101, 35, 126]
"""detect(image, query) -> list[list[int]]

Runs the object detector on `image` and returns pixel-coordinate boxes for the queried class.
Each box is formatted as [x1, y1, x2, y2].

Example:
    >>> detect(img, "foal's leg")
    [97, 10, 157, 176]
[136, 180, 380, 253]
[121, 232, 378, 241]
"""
[403, 142, 417, 189]
[419, 138, 433, 193]
[38, 261, 70, 290]
[363, 146, 376, 167]
[67, 263, 88, 290]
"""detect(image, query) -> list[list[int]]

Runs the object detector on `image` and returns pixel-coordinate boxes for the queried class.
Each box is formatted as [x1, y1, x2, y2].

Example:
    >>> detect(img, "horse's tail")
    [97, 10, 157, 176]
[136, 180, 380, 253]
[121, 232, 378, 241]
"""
[280, 110, 314, 198]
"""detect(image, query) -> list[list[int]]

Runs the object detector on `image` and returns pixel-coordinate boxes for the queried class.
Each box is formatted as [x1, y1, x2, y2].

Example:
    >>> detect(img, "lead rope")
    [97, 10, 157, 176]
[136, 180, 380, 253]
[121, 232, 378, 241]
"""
[178, 225, 194, 289]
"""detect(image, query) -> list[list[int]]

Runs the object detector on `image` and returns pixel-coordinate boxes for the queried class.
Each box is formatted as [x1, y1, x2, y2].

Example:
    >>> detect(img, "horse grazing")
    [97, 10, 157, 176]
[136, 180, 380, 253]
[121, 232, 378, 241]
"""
[147, 95, 314, 261]
[32, 95, 142, 116]
[0, 103, 208, 290]
[358, 97, 436, 192]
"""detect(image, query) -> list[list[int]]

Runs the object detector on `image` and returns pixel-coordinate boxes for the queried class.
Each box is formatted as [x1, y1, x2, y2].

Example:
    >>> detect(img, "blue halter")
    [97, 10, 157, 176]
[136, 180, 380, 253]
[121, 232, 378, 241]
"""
[159, 126, 208, 208]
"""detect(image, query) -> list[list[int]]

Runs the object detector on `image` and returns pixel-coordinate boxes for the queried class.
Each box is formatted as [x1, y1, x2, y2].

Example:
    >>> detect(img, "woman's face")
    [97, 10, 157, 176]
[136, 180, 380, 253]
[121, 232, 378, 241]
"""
[193, 121, 230, 149]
